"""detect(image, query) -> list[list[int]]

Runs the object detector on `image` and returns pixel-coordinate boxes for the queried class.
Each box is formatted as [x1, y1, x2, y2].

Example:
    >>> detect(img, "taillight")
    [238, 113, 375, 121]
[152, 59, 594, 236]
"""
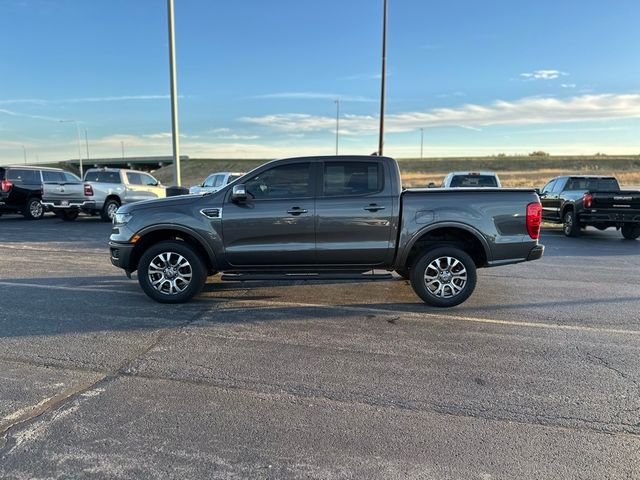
[583, 193, 593, 209]
[1, 179, 12, 193]
[526, 202, 542, 239]
[84, 184, 94, 196]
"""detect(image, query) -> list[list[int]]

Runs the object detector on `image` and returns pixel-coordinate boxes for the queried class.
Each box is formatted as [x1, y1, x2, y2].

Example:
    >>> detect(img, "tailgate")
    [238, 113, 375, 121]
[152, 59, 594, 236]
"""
[42, 182, 86, 203]
[591, 191, 640, 210]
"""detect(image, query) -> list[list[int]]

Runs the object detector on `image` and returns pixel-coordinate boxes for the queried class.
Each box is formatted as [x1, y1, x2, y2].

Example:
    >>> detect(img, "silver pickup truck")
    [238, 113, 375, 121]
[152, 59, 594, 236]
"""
[41, 170, 94, 221]
[42, 168, 166, 221]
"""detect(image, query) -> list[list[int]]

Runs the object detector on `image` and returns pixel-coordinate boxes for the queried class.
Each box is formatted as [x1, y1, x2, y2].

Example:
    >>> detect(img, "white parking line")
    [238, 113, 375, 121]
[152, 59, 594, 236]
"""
[1, 280, 637, 337]
[0, 280, 139, 296]
[242, 299, 640, 337]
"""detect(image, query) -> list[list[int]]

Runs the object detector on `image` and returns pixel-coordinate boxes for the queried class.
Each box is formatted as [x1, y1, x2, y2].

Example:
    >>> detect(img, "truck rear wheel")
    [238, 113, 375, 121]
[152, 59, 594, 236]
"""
[621, 225, 640, 240]
[410, 247, 477, 308]
[137, 240, 207, 304]
[23, 198, 44, 220]
[563, 210, 580, 237]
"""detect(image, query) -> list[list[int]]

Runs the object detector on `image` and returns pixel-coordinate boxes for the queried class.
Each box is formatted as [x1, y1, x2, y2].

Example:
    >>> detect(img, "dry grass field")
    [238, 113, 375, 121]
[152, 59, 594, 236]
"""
[153, 155, 640, 189]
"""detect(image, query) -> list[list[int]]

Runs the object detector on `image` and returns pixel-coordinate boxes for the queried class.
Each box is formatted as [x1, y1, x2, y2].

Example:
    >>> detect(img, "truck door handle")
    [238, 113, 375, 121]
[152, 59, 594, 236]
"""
[364, 204, 385, 212]
[287, 207, 308, 215]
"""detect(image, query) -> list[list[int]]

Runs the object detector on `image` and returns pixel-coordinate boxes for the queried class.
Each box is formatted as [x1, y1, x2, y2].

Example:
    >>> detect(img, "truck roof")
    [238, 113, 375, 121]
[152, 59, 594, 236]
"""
[0, 165, 64, 172]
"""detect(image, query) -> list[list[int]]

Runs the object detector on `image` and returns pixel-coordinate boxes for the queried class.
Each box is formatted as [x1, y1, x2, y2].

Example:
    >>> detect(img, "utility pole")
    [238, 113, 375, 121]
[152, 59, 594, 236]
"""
[420, 128, 424, 160]
[377, 0, 388, 156]
[84, 128, 90, 160]
[167, 0, 181, 186]
[121, 141, 125, 160]
[22, 145, 27, 164]
[59, 119, 83, 177]
[334, 99, 340, 155]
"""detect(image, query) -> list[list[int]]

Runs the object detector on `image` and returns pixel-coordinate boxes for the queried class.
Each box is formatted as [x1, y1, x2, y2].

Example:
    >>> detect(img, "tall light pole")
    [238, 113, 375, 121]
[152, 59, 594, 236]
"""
[420, 128, 424, 160]
[22, 145, 27, 164]
[84, 128, 90, 161]
[59, 119, 83, 177]
[121, 140, 125, 160]
[377, 0, 388, 156]
[334, 99, 340, 155]
[167, 0, 181, 186]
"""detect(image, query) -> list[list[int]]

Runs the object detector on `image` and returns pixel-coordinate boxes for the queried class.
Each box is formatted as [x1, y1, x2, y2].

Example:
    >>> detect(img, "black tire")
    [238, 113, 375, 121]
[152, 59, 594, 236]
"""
[23, 198, 44, 220]
[621, 225, 640, 240]
[137, 240, 207, 304]
[395, 268, 410, 280]
[101, 198, 120, 222]
[562, 209, 580, 237]
[410, 247, 477, 308]
[61, 210, 79, 221]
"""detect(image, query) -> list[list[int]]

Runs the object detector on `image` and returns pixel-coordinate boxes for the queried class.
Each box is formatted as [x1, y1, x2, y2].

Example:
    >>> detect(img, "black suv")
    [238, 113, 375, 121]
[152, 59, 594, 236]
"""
[0, 166, 62, 219]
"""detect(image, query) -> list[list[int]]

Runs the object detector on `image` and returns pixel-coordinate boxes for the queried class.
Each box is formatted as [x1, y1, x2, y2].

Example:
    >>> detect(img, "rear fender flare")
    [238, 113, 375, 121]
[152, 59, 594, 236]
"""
[397, 222, 492, 267]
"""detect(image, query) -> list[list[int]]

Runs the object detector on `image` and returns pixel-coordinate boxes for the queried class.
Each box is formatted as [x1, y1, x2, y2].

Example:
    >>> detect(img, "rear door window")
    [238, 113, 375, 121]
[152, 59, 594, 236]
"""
[126, 172, 143, 185]
[323, 161, 382, 196]
[42, 171, 66, 182]
[86, 171, 121, 183]
[7, 169, 40, 183]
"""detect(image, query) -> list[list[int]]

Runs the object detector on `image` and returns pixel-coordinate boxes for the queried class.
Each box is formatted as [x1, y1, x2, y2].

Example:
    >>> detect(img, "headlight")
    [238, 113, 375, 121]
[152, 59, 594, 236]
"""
[113, 212, 132, 225]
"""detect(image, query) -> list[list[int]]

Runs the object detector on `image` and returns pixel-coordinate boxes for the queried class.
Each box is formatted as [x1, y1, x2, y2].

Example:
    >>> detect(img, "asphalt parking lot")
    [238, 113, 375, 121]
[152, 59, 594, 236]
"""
[0, 214, 639, 479]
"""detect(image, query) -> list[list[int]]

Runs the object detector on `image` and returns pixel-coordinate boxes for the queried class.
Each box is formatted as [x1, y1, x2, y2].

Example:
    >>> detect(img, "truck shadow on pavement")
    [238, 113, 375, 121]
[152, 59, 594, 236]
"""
[1, 274, 638, 338]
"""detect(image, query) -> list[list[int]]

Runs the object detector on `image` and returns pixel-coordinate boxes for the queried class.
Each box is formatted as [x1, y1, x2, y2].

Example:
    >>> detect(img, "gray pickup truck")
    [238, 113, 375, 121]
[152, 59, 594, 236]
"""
[84, 168, 166, 221]
[109, 155, 544, 307]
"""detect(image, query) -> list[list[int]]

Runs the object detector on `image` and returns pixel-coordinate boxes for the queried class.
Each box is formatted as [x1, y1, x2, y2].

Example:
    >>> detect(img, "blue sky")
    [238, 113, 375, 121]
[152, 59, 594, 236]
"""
[1, 0, 639, 162]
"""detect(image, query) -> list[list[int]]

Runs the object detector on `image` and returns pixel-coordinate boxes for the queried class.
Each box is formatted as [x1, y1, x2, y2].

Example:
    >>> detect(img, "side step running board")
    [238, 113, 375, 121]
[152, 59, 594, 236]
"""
[220, 272, 393, 282]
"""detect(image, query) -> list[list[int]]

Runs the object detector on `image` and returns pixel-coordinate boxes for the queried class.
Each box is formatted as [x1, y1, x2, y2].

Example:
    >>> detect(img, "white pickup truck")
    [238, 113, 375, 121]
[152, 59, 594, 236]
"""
[189, 172, 244, 194]
[43, 168, 166, 221]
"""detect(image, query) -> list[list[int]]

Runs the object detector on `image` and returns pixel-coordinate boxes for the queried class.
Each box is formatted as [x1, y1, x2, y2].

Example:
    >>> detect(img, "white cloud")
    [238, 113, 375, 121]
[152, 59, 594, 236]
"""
[242, 94, 640, 134]
[560, 83, 577, 88]
[520, 70, 568, 80]
[0, 95, 176, 105]
[250, 92, 375, 102]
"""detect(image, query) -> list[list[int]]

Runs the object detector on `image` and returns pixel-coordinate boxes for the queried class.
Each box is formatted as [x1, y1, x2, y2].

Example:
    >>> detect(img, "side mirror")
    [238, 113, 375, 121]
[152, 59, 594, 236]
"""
[231, 184, 247, 202]
[535, 188, 541, 195]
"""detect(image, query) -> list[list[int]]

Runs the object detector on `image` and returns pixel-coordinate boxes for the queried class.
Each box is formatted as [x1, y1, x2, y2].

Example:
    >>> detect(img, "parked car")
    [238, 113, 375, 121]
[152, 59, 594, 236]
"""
[539, 175, 640, 239]
[109, 155, 544, 306]
[0, 165, 76, 219]
[189, 172, 244, 194]
[41, 170, 94, 221]
[83, 168, 166, 222]
[442, 172, 502, 188]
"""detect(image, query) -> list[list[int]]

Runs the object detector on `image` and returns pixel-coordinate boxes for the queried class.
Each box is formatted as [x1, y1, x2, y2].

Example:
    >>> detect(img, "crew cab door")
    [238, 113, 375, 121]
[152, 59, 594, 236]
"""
[315, 159, 394, 266]
[539, 179, 558, 221]
[221, 161, 316, 267]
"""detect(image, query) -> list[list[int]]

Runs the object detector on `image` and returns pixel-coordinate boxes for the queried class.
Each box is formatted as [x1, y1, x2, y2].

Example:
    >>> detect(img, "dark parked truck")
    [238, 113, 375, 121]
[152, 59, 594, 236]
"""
[109, 156, 544, 307]
[539, 175, 640, 239]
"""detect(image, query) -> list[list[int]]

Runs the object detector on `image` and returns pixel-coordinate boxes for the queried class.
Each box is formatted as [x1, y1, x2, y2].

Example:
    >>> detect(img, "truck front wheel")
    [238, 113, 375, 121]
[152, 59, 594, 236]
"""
[137, 240, 207, 303]
[621, 225, 640, 240]
[410, 247, 477, 308]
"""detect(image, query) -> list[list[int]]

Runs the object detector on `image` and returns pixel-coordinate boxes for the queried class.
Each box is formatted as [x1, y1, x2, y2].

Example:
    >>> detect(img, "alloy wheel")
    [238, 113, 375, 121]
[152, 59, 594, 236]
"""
[147, 252, 193, 295]
[424, 256, 468, 298]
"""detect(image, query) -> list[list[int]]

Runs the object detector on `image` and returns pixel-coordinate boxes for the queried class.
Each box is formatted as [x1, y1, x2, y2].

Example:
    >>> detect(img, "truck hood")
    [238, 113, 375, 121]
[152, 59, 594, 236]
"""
[118, 195, 198, 213]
